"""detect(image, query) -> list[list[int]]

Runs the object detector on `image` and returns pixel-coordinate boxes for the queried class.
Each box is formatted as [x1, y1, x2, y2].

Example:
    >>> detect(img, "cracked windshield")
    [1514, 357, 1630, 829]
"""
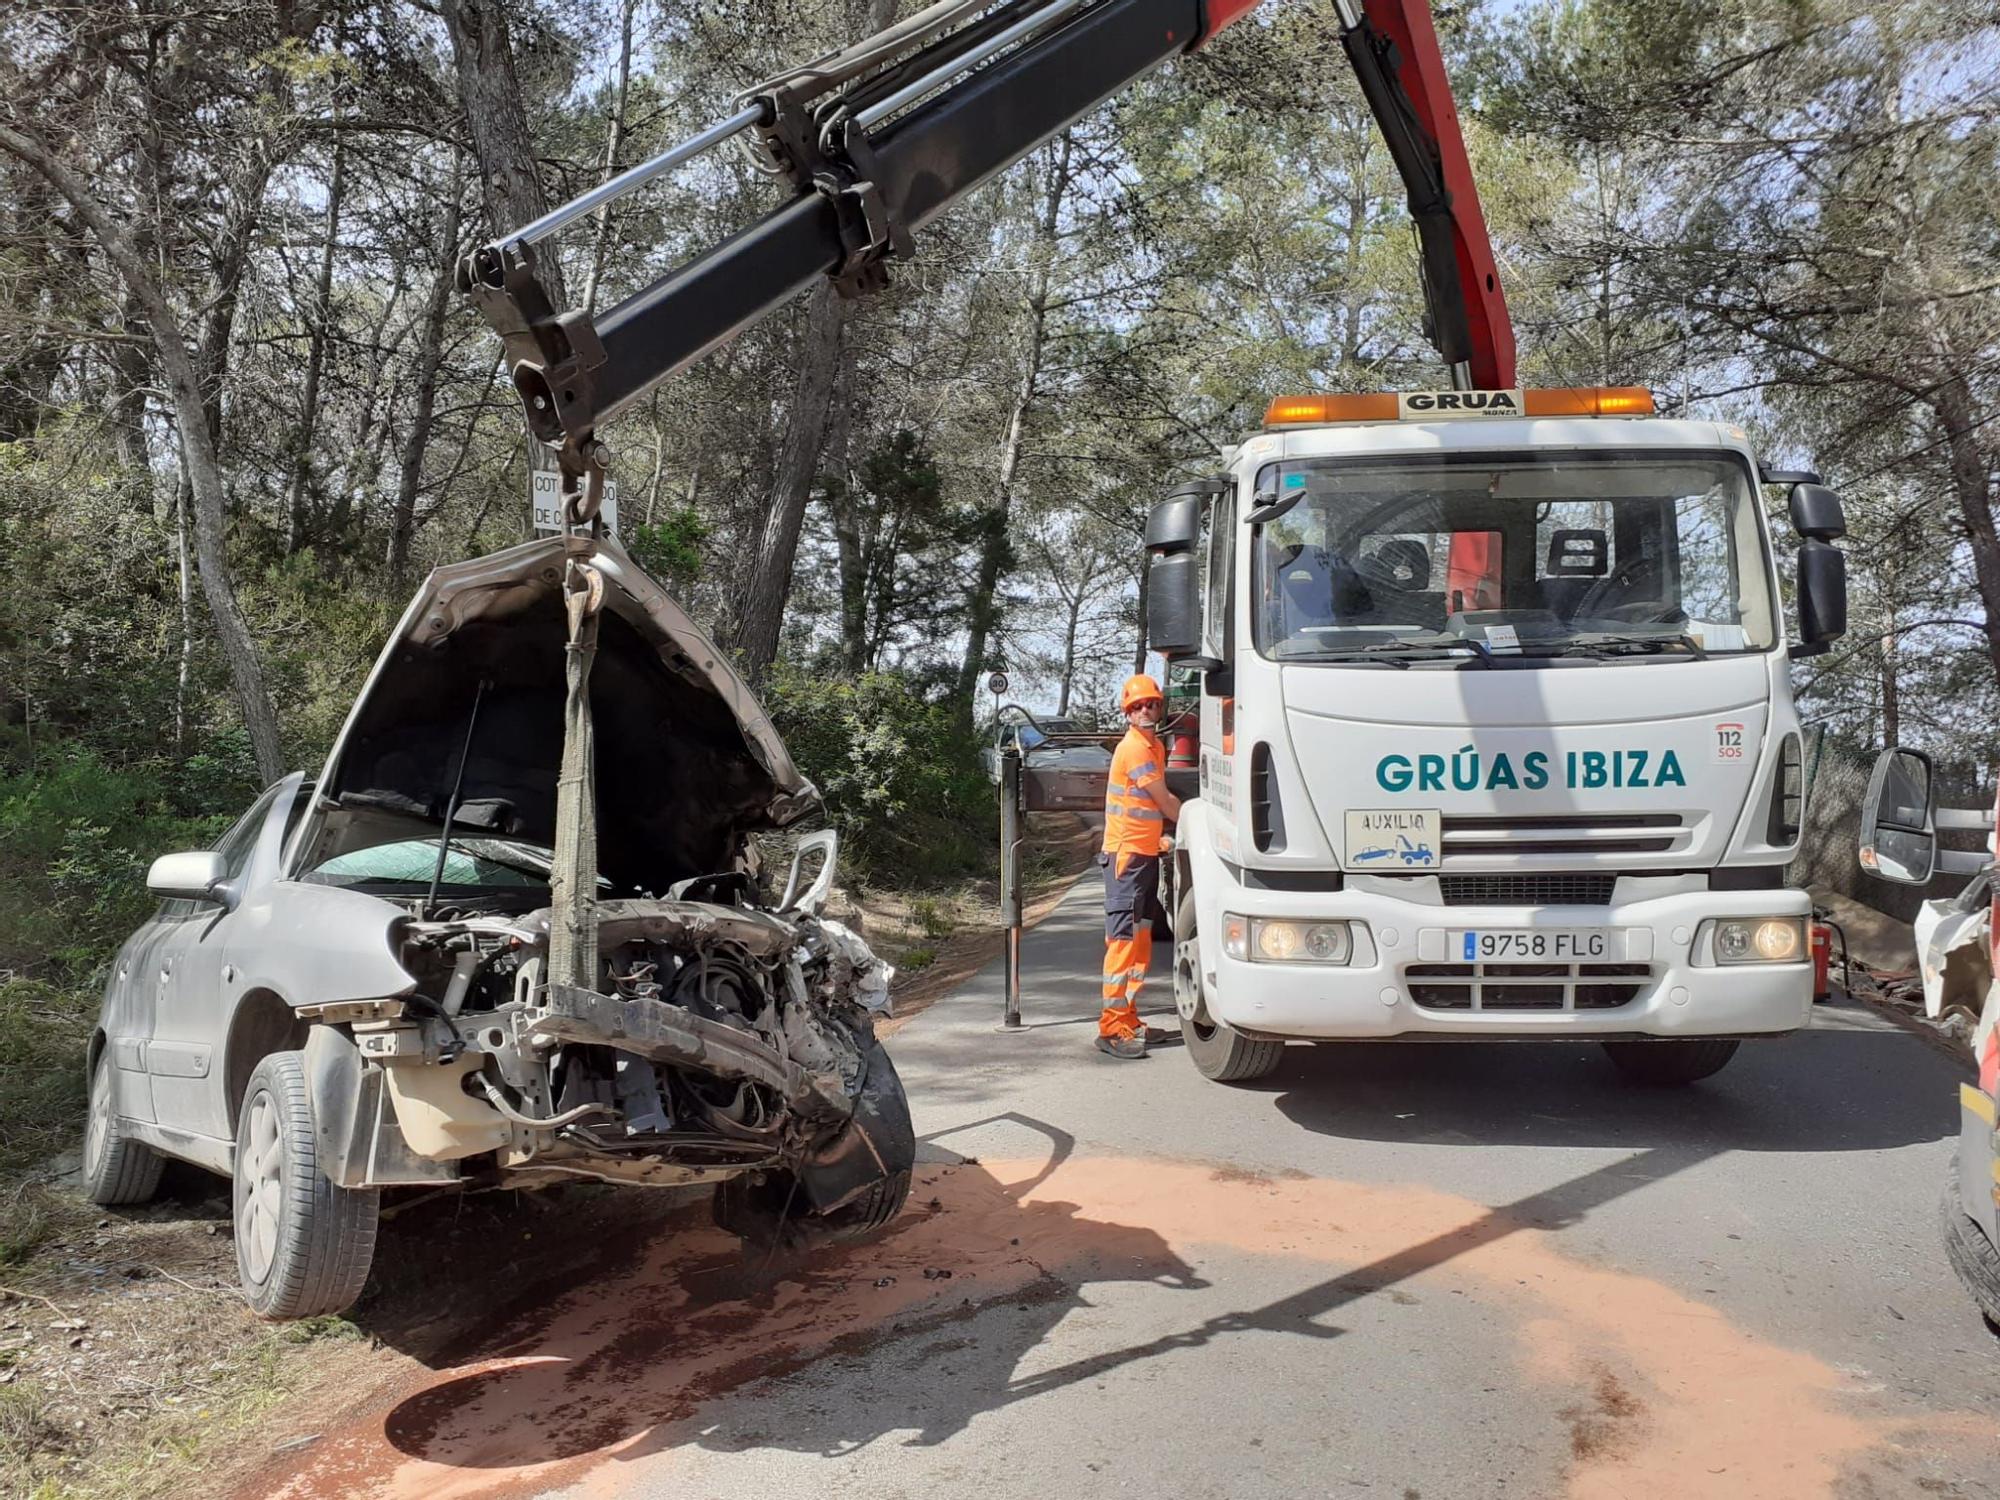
[1253, 452, 1776, 661]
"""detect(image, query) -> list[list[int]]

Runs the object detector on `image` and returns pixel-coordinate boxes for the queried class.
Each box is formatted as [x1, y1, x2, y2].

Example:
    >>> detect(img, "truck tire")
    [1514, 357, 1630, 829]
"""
[83, 1051, 164, 1206]
[1941, 1159, 2000, 1334]
[233, 1050, 379, 1320]
[1600, 1038, 1739, 1086]
[1177, 891, 1286, 1084]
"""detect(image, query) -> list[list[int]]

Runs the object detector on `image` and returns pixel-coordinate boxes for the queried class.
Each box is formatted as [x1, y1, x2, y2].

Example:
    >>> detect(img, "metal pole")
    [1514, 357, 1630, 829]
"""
[999, 745, 1024, 1029]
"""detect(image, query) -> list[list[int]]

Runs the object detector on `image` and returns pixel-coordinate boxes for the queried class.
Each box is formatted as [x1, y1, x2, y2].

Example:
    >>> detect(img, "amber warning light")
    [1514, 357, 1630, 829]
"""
[1262, 387, 1655, 427]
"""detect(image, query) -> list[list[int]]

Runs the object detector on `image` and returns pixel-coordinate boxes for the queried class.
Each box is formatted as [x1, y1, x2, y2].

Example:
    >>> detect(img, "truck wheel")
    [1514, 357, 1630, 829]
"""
[1941, 1159, 2000, 1334]
[1600, 1038, 1739, 1086]
[233, 1050, 379, 1319]
[83, 1051, 163, 1206]
[1176, 891, 1286, 1084]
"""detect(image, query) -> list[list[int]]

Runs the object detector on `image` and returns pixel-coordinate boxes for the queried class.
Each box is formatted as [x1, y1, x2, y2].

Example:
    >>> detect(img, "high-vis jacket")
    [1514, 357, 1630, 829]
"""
[1103, 726, 1168, 857]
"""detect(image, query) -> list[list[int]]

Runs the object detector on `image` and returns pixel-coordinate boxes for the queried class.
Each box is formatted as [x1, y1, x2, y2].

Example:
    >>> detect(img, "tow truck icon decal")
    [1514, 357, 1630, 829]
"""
[1354, 834, 1436, 866]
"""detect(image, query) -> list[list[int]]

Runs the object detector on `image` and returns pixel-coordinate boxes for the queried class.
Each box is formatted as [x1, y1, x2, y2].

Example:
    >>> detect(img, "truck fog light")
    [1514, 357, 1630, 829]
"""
[1257, 920, 1302, 960]
[1753, 919, 1802, 961]
[1223, 914, 1249, 961]
[1700, 917, 1806, 965]
[1303, 923, 1350, 961]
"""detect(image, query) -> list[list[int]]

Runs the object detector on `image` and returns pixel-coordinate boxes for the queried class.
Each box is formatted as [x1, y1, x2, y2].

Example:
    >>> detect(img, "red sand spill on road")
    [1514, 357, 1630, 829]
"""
[253, 1156, 1986, 1500]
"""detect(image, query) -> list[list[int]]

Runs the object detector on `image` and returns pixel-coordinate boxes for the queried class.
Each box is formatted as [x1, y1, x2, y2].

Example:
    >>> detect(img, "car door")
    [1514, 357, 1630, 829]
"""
[145, 779, 297, 1144]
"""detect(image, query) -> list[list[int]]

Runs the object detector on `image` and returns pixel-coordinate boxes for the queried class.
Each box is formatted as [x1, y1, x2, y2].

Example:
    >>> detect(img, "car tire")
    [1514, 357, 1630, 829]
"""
[233, 1050, 379, 1320]
[1600, 1038, 1740, 1086]
[1941, 1159, 2000, 1334]
[1177, 891, 1285, 1084]
[82, 1051, 164, 1206]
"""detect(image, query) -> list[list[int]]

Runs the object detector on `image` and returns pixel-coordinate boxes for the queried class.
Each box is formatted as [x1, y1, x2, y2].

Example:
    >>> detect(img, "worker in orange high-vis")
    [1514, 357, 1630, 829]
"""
[1097, 673, 1182, 1058]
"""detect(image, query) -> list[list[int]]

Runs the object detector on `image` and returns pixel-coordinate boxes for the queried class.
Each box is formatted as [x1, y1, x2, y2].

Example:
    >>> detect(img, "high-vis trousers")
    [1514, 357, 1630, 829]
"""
[1100, 851, 1162, 1039]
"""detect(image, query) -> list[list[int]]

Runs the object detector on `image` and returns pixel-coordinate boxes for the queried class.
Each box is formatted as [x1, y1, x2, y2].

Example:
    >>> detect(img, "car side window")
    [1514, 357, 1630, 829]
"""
[214, 784, 283, 882]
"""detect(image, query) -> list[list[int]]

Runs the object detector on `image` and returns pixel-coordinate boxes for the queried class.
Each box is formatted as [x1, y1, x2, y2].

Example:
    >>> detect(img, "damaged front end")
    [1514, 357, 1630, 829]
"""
[300, 535, 913, 1245]
[306, 878, 910, 1240]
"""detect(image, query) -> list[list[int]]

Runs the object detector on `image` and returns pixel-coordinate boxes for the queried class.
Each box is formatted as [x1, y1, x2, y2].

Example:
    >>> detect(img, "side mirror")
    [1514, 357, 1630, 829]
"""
[1859, 747, 1935, 884]
[1791, 538, 1846, 656]
[1788, 483, 1846, 540]
[778, 829, 838, 916]
[147, 850, 229, 903]
[1146, 483, 1221, 665]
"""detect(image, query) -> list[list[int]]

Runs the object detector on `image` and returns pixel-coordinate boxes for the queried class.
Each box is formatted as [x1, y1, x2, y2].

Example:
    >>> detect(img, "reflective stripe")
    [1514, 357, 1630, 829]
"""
[1966, 1083, 1998, 1127]
[1104, 801, 1162, 821]
[1130, 760, 1161, 777]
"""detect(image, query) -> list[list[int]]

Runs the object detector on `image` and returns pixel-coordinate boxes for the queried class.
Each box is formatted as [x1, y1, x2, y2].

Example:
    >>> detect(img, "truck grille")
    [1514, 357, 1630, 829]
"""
[1406, 961, 1650, 1011]
[1437, 873, 1616, 906]
[1440, 813, 1684, 859]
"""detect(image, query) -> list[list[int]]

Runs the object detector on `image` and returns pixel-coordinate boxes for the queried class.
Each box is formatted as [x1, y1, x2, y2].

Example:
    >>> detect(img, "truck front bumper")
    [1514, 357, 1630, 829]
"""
[1196, 870, 1812, 1040]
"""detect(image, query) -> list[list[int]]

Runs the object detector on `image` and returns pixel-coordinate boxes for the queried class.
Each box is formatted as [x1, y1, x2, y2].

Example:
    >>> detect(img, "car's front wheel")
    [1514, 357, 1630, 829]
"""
[82, 1050, 163, 1206]
[233, 1050, 379, 1319]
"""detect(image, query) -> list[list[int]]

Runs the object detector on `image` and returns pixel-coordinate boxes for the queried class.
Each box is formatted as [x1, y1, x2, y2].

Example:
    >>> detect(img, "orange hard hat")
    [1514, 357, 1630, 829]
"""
[1120, 673, 1164, 712]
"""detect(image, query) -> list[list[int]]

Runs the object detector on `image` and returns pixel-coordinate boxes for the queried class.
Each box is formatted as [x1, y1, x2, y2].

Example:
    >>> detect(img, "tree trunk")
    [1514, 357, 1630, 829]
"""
[443, 0, 565, 528]
[1131, 552, 1150, 672]
[727, 280, 846, 676]
[287, 132, 347, 553]
[1929, 375, 2000, 686]
[0, 124, 285, 782]
[388, 177, 466, 582]
[442, 0, 557, 261]
[581, 0, 636, 316]
[954, 130, 1074, 710]
[1058, 586, 1084, 716]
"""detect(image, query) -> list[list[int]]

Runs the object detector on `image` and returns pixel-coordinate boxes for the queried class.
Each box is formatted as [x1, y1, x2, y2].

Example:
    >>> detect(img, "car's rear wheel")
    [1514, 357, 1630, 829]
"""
[82, 1051, 163, 1206]
[1600, 1038, 1740, 1086]
[233, 1050, 379, 1319]
[1941, 1159, 2000, 1335]
[1177, 891, 1285, 1084]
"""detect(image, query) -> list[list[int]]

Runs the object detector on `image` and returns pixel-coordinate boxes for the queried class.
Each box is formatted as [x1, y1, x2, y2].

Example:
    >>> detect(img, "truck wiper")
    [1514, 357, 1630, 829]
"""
[1538, 632, 1709, 661]
[1364, 638, 1496, 668]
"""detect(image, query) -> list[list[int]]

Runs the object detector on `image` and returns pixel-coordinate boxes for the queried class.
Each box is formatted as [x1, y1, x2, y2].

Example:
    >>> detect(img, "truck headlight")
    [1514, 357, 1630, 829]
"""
[1699, 917, 1805, 965]
[1224, 915, 1351, 964]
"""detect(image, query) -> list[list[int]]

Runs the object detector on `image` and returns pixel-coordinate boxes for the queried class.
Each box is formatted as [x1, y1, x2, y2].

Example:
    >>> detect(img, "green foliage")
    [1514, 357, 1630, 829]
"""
[760, 666, 993, 885]
[627, 507, 712, 592]
[909, 894, 956, 939]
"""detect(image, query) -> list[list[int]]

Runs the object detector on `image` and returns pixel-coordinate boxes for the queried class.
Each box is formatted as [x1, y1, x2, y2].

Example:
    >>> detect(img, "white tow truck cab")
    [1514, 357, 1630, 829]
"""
[1146, 386, 1850, 1085]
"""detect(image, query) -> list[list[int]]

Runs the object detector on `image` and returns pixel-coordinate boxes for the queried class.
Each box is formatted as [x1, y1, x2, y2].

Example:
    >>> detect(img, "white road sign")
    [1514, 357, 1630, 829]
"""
[531, 468, 619, 537]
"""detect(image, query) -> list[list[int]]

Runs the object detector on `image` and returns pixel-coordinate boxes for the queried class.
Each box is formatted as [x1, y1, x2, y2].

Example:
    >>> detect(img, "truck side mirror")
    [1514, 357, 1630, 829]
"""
[1788, 483, 1845, 540]
[1859, 747, 1936, 884]
[1145, 479, 1226, 667]
[1792, 538, 1846, 657]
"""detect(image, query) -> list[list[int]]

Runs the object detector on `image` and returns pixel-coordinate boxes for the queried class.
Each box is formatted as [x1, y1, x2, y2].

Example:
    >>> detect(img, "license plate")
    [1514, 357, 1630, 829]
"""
[1450, 929, 1610, 961]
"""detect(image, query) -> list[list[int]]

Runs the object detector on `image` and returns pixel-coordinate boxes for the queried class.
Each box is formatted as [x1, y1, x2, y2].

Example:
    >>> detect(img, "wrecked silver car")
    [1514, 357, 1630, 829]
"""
[84, 537, 914, 1318]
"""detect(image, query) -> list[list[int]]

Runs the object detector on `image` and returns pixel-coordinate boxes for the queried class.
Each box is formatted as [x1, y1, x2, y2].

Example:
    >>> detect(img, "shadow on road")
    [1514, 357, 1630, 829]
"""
[1258, 999, 1959, 1155]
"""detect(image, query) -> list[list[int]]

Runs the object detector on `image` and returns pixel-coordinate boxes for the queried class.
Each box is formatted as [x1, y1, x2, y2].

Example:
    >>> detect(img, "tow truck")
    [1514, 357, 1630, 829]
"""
[456, 0, 1843, 1090]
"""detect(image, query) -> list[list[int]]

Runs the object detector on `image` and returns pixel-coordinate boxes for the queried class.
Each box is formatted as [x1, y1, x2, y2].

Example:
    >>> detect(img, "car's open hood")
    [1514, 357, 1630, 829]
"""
[313, 536, 817, 891]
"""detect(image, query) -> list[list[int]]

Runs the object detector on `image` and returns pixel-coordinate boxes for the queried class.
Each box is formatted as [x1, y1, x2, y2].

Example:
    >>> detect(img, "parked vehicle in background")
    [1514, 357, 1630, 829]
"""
[1858, 749, 2000, 1333]
[82, 537, 913, 1319]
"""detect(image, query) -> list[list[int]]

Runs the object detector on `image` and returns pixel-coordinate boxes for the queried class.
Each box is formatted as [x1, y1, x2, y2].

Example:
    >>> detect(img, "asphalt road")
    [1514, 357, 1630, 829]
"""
[264, 879, 2000, 1500]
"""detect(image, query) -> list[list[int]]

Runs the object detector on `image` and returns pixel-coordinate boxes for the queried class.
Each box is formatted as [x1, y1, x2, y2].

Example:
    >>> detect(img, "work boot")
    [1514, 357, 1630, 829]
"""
[1095, 1033, 1147, 1060]
[1140, 1024, 1176, 1045]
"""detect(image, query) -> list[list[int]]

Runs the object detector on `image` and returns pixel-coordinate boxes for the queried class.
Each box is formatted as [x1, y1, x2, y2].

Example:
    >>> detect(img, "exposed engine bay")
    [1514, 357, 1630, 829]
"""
[307, 869, 910, 1243]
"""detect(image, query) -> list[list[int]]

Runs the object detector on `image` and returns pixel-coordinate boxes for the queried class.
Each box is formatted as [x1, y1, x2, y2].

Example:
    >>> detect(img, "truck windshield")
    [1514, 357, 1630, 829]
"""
[1250, 450, 1776, 661]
